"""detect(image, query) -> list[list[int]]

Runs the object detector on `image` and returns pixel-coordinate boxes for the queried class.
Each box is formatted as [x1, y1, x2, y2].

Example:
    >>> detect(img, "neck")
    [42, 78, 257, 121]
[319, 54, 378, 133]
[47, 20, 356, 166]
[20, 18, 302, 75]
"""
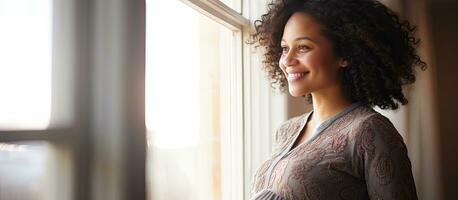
[310, 86, 353, 125]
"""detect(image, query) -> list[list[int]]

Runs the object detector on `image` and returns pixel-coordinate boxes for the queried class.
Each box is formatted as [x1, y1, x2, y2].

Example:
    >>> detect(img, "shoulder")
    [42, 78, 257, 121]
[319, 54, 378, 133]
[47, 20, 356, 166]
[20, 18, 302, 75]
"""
[348, 106, 399, 136]
[347, 109, 417, 199]
[348, 107, 407, 160]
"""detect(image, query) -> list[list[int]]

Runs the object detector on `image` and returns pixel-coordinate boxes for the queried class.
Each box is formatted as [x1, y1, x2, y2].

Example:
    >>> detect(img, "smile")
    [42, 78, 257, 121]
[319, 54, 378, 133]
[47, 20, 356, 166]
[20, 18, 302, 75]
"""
[287, 72, 309, 81]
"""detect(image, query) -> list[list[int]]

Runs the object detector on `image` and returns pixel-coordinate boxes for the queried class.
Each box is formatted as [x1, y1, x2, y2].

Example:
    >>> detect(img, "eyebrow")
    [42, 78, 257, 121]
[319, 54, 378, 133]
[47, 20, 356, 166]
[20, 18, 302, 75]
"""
[281, 36, 317, 43]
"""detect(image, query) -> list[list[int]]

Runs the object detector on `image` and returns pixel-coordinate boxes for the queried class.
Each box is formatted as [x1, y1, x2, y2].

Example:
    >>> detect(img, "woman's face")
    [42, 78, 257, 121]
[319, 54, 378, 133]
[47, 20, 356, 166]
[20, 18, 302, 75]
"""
[279, 12, 346, 97]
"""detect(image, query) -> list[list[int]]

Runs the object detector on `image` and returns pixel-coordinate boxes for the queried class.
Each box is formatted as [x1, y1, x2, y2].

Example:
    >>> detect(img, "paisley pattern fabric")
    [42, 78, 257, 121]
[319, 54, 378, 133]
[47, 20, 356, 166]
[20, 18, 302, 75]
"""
[251, 189, 285, 200]
[250, 104, 418, 200]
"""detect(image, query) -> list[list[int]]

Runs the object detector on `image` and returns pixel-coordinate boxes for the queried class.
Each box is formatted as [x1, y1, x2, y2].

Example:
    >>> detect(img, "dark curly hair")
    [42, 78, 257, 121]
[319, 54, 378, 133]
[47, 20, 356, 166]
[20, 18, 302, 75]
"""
[252, 0, 427, 109]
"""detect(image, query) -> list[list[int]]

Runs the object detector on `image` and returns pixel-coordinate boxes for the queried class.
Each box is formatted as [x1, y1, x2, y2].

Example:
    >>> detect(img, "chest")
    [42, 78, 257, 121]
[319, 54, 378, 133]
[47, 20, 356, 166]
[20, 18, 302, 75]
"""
[254, 129, 363, 195]
[269, 135, 366, 199]
[290, 121, 316, 150]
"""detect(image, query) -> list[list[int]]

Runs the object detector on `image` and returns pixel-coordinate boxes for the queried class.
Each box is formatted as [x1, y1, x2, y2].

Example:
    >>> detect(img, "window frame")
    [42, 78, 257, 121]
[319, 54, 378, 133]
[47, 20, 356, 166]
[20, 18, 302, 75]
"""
[176, 1, 287, 199]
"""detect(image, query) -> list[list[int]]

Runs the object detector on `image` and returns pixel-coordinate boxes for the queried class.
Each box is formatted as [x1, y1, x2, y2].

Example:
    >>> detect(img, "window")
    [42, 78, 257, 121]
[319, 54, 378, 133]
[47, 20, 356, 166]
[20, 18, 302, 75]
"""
[145, 0, 245, 199]
[219, 0, 242, 13]
[0, 1, 65, 199]
[0, 141, 71, 200]
[0, 1, 79, 200]
[0, 0, 52, 130]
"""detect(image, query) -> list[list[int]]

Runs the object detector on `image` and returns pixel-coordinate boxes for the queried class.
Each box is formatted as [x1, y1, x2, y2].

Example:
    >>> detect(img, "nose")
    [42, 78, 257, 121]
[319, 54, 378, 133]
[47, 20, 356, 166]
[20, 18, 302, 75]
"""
[281, 51, 299, 67]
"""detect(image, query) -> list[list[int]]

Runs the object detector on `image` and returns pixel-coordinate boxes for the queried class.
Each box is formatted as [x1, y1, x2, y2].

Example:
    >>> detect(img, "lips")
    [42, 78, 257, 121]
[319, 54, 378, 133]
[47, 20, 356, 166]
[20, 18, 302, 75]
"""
[287, 72, 309, 81]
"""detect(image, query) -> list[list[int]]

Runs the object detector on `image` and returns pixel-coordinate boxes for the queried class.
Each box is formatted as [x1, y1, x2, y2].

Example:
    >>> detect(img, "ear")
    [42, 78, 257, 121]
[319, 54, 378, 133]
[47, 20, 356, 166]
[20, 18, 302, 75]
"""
[339, 58, 348, 68]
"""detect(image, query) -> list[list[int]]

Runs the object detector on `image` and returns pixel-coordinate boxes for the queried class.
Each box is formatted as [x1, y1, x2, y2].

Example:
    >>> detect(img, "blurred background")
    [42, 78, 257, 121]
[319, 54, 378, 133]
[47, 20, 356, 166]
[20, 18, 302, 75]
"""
[0, 0, 456, 200]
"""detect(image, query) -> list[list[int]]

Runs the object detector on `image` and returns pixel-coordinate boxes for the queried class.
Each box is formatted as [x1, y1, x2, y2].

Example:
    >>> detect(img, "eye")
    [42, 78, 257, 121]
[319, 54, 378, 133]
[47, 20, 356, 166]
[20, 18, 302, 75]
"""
[298, 44, 311, 52]
[281, 46, 289, 54]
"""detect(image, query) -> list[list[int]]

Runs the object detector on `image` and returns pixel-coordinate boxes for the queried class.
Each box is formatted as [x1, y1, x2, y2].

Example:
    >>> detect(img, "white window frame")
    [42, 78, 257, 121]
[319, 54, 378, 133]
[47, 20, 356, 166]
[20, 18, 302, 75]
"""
[177, 1, 288, 199]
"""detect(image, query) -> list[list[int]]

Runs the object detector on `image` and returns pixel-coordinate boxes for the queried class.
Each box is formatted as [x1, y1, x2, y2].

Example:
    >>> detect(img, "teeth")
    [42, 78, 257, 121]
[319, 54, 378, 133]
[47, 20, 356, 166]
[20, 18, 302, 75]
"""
[288, 72, 307, 79]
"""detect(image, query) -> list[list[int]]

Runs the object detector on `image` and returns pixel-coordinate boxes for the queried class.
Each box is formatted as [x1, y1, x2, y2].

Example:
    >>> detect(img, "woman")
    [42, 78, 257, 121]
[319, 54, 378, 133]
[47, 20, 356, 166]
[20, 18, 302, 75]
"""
[250, 0, 426, 199]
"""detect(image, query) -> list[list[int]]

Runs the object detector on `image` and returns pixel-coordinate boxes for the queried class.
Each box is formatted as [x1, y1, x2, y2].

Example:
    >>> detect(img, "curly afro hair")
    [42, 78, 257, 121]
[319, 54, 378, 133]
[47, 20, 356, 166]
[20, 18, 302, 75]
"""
[252, 0, 427, 110]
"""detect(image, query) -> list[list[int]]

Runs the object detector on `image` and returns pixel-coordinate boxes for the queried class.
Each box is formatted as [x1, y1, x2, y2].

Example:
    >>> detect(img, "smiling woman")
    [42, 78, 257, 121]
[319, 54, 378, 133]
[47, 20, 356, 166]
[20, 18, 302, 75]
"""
[250, 0, 426, 199]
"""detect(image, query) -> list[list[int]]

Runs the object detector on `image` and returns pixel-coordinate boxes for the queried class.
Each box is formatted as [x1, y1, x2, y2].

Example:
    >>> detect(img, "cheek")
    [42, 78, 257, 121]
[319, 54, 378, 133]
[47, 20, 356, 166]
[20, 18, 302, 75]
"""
[298, 53, 320, 70]
[300, 52, 337, 71]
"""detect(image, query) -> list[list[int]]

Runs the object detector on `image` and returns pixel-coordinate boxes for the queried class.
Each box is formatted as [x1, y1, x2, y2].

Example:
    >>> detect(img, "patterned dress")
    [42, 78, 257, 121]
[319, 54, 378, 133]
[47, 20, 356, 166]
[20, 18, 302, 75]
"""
[250, 103, 418, 200]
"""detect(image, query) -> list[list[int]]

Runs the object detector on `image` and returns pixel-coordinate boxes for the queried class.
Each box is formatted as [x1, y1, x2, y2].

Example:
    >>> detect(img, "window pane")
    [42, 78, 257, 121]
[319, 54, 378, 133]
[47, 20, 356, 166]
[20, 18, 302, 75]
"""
[146, 0, 242, 199]
[0, 0, 52, 130]
[0, 142, 71, 200]
[219, 0, 241, 13]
